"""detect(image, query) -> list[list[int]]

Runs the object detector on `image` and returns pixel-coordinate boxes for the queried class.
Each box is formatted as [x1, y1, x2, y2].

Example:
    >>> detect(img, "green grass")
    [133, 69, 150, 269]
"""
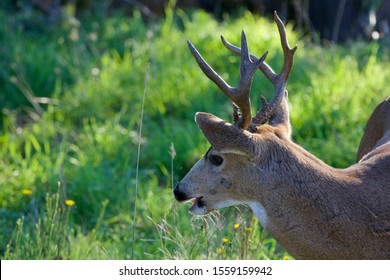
[0, 5, 389, 260]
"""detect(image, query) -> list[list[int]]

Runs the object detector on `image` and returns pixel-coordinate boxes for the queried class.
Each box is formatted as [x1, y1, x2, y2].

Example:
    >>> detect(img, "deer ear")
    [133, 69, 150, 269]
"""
[195, 112, 254, 156]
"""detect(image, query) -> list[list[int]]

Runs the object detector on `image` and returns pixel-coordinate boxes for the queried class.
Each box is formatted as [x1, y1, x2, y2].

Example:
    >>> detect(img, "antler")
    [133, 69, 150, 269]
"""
[187, 31, 268, 130]
[221, 11, 297, 126]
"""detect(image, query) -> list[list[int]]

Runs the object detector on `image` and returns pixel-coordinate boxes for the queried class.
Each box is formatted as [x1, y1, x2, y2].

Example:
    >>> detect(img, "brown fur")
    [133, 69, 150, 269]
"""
[357, 97, 390, 161]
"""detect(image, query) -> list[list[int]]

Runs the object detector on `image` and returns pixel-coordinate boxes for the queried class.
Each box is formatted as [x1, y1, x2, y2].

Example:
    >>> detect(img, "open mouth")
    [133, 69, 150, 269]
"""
[173, 188, 205, 213]
[189, 196, 204, 211]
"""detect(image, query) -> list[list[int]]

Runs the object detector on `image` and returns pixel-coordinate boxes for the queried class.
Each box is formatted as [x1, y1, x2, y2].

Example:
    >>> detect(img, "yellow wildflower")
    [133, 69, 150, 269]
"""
[65, 199, 75, 206]
[216, 248, 223, 254]
[245, 227, 253, 233]
[233, 223, 240, 230]
[283, 255, 290, 260]
[22, 189, 33, 196]
[222, 237, 229, 244]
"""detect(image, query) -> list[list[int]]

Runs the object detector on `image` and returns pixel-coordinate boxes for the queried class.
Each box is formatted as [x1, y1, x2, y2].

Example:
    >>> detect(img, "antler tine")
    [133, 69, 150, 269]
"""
[239, 31, 269, 89]
[221, 35, 277, 84]
[187, 33, 268, 130]
[274, 11, 297, 83]
[221, 11, 297, 126]
[187, 40, 232, 96]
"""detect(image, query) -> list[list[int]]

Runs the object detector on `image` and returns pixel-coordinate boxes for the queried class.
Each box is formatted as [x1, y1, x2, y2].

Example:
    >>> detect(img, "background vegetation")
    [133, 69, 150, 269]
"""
[1, 2, 389, 259]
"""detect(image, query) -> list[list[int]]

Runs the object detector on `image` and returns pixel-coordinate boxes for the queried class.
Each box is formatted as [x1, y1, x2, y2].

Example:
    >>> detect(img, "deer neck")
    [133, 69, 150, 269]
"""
[248, 138, 359, 258]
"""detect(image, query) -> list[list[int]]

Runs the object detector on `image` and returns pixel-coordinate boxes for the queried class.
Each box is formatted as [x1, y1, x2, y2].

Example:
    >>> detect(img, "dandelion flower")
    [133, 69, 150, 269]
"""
[283, 255, 290, 260]
[65, 199, 75, 206]
[233, 223, 240, 230]
[245, 227, 253, 233]
[216, 248, 223, 254]
[222, 237, 229, 244]
[22, 189, 33, 196]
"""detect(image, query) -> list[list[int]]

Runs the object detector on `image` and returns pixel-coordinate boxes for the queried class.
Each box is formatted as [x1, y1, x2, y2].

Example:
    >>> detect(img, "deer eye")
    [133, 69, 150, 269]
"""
[209, 155, 223, 166]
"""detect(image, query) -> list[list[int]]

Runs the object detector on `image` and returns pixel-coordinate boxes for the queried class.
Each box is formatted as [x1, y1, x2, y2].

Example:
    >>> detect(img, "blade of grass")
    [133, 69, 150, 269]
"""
[170, 142, 177, 227]
[131, 62, 150, 259]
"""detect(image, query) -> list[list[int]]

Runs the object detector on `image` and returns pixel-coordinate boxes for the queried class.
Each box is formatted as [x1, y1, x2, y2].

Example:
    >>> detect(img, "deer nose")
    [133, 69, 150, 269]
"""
[173, 184, 189, 202]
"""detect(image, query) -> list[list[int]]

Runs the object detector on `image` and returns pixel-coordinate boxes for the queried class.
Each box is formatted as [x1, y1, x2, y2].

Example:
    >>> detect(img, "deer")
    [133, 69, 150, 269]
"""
[173, 12, 390, 259]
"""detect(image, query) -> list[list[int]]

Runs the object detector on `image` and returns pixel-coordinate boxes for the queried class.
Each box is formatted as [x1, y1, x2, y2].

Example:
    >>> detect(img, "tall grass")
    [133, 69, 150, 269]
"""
[1, 5, 389, 260]
[3, 186, 112, 259]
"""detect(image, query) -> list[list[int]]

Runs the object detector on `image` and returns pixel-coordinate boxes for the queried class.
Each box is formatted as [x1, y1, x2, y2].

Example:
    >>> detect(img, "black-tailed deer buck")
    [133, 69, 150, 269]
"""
[174, 12, 390, 259]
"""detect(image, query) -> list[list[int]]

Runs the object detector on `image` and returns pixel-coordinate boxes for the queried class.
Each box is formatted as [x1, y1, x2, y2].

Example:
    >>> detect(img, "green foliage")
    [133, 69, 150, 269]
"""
[0, 5, 389, 260]
[3, 190, 116, 260]
[290, 42, 389, 166]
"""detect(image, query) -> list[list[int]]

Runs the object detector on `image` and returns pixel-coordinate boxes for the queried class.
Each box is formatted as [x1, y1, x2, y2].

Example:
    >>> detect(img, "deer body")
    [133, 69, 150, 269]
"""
[247, 126, 390, 259]
[174, 12, 390, 259]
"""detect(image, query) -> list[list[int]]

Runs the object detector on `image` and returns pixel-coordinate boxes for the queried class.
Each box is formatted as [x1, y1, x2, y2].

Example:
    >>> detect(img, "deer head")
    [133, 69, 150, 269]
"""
[174, 12, 297, 220]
